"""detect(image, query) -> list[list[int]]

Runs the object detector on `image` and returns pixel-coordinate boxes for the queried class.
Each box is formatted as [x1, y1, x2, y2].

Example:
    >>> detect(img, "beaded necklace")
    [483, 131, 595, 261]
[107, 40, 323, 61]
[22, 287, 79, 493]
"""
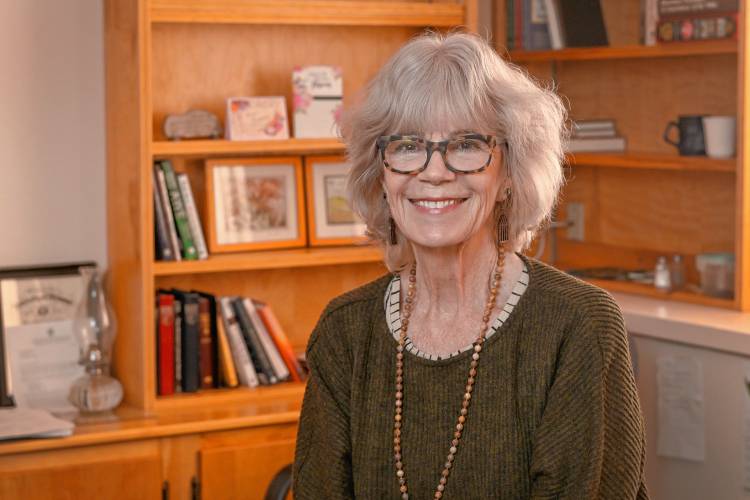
[393, 244, 506, 499]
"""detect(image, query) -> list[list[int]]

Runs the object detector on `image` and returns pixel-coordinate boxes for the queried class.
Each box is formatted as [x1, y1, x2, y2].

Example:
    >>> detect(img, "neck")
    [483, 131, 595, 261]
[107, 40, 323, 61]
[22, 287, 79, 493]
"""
[405, 228, 503, 317]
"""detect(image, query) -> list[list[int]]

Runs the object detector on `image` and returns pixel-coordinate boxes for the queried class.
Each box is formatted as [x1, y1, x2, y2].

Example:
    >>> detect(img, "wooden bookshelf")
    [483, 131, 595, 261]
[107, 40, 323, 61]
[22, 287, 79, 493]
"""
[153, 381, 307, 411]
[567, 152, 737, 173]
[583, 278, 736, 309]
[508, 39, 737, 62]
[149, 0, 466, 27]
[152, 245, 383, 276]
[151, 138, 345, 159]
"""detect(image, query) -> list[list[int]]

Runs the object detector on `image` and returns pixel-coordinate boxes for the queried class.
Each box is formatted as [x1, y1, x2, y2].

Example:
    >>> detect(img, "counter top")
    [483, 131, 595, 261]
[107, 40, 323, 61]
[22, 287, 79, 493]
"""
[611, 291, 750, 356]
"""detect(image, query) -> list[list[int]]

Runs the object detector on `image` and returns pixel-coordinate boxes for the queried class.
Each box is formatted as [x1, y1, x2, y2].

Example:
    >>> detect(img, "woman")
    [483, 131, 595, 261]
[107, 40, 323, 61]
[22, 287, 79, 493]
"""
[293, 31, 649, 499]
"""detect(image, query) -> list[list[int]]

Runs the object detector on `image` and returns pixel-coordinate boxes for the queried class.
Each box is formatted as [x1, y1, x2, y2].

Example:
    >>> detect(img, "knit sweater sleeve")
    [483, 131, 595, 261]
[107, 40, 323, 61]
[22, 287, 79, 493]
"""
[529, 292, 650, 500]
[293, 309, 355, 500]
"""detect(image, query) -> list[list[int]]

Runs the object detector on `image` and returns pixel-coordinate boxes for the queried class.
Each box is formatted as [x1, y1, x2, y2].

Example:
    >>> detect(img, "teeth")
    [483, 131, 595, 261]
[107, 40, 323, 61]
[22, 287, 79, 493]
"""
[413, 199, 461, 209]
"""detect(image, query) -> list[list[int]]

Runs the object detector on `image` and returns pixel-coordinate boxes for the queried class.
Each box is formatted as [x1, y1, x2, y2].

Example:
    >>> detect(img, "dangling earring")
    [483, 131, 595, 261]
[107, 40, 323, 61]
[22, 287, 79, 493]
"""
[389, 216, 398, 245]
[496, 187, 511, 245]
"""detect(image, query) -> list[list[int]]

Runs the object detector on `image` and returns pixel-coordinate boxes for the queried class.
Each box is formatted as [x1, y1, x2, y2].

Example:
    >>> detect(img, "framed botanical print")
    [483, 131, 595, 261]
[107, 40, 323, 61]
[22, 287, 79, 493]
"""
[205, 157, 307, 253]
[304, 155, 368, 246]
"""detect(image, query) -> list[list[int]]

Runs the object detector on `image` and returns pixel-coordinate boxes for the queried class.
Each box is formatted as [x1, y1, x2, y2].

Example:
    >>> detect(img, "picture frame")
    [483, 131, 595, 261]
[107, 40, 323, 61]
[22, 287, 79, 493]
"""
[0, 262, 94, 411]
[304, 155, 368, 246]
[205, 157, 307, 253]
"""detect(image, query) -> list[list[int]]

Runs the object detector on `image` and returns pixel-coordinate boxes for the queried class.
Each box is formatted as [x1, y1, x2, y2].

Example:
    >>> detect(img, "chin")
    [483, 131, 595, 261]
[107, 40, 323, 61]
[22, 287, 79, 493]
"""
[405, 230, 473, 249]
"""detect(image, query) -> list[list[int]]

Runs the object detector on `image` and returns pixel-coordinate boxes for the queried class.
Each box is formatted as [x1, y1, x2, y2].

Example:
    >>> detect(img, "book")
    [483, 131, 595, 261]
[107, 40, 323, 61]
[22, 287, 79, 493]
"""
[156, 292, 175, 396]
[160, 160, 198, 260]
[197, 296, 214, 389]
[215, 311, 239, 388]
[658, 0, 737, 16]
[544, 0, 565, 49]
[643, 0, 659, 45]
[152, 168, 175, 261]
[292, 66, 343, 138]
[515, 0, 523, 49]
[523, 0, 552, 50]
[173, 295, 183, 392]
[256, 301, 305, 382]
[553, 0, 609, 48]
[657, 12, 737, 42]
[506, 0, 515, 49]
[154, 165, 182, 261]
[572, 119, 616, 132]
[567, 136, 626, 152]
[225, 96, 289, 140]
[194, 291, 220, 388]
[572, 129, 617, 139]
[243, 298, 290, 382]
[172, 290, 201, 393]
[218, 297, 260, 388]
[176, 173, 209, 260]
[232, 298, 276, 384]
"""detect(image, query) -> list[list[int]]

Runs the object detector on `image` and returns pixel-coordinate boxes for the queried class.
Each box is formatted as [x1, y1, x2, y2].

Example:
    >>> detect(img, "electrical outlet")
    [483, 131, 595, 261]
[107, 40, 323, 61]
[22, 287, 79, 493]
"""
[566, 202, 585, 241]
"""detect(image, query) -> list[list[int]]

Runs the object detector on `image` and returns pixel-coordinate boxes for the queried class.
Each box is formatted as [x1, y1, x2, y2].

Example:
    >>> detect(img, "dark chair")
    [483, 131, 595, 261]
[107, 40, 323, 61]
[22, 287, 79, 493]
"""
[264, 464, 293, 500]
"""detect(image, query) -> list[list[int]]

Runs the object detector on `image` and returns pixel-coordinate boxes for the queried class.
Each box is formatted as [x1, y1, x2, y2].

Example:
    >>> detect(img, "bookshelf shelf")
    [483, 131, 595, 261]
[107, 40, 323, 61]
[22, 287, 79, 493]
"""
[567, 152, 736, 173]
[154, 381, 306, 412]
[152, 246, 383, 276]
[149, 0, 465, 27]
[151, 138, 345, 159]
[508, 40, 737, 62]
[582, 277, 735, 310]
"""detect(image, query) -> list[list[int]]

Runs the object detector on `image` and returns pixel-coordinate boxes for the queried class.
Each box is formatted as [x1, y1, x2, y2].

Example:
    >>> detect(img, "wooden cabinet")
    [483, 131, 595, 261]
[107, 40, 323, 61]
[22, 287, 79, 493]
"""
[494, 0, 749, 311]
[0, 441, 163, 500]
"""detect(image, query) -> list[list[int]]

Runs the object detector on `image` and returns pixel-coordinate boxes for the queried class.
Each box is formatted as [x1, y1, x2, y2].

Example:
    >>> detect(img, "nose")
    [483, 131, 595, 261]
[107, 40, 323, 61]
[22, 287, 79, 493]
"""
[417, 147, 455, 184]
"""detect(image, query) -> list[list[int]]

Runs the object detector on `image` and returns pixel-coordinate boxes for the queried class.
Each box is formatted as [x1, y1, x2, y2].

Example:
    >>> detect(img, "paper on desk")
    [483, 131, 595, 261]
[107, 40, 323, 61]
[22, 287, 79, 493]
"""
[656, 355, 705, 462]
[0, 407, 73, 440]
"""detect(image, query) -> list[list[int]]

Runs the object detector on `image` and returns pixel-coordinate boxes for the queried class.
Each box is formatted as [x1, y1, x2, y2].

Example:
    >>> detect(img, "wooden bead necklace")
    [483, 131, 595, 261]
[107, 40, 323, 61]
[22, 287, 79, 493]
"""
[393, 244, 506, 499]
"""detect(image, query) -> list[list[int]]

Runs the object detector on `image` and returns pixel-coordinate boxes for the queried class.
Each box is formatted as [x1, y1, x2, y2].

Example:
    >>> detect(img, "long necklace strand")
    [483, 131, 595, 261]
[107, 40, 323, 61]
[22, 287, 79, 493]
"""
[393, 244, 506, 500]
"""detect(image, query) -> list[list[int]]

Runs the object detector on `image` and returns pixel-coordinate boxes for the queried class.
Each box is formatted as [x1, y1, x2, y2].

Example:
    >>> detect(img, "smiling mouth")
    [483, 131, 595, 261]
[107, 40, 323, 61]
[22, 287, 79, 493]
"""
[409, 198, 468, 211]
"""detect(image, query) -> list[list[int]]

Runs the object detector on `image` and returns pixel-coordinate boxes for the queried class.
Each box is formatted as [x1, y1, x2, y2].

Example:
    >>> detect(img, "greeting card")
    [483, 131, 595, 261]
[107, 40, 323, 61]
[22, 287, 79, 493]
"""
[292, 66, 343, 139]
[226, 96, 289, 141]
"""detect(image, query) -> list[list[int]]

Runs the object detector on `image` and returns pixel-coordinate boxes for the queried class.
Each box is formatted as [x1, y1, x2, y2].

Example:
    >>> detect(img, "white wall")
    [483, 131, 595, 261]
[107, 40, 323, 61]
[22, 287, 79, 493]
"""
[0, 0, 106, 269]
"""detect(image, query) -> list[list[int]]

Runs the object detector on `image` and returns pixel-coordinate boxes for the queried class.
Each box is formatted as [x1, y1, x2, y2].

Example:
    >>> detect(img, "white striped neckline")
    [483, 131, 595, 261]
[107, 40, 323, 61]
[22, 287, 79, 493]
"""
[383, 262, 530, 361]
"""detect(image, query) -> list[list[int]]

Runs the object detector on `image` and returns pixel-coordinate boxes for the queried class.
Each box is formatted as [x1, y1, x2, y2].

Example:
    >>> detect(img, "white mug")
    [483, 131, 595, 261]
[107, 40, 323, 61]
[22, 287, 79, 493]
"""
[702, 115, 736, 159]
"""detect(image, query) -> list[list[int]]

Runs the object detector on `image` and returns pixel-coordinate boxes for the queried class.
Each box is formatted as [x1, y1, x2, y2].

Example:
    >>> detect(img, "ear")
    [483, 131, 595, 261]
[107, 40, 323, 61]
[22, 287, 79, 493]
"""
[495, 181, 511, 202]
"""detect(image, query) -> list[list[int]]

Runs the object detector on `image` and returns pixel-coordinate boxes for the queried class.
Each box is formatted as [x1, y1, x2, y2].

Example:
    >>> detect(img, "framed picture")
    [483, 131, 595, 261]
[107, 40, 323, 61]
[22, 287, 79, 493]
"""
[304, 155, 368, 246]
[0, 262, 94, 412]
[205, 157, 307, 253]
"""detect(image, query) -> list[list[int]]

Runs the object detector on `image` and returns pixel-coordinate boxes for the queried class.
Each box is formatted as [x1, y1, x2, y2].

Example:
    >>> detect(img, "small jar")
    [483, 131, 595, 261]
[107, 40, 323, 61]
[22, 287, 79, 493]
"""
[670, 254, 686, 291]
[654, 256, 672, 292]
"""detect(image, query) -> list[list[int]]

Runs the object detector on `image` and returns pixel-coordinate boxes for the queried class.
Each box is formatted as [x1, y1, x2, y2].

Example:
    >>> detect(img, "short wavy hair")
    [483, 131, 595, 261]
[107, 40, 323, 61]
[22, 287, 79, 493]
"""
[341, 30, 569, 271]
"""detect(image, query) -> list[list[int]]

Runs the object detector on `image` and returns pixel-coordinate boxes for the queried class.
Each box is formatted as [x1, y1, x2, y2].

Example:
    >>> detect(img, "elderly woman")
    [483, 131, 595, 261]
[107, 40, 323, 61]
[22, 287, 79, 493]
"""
[293, 31, 648, 499]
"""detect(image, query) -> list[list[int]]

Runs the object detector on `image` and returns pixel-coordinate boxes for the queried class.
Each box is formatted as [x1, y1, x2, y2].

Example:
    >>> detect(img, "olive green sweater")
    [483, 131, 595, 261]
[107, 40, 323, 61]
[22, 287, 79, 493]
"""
[293, 252, 649, 499]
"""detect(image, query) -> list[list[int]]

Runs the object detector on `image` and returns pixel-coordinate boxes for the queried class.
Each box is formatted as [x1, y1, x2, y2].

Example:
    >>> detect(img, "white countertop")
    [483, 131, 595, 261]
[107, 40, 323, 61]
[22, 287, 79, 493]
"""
[611, 291, 750, 356]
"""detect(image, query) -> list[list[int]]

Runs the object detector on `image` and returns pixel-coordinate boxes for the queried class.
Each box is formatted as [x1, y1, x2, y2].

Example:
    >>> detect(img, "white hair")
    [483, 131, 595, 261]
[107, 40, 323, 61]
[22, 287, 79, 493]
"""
[341, 30, 569, 271]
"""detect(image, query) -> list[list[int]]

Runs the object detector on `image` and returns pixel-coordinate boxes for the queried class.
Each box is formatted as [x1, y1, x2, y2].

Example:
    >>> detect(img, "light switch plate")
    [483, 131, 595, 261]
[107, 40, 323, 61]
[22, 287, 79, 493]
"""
[566, 202, 585, 241]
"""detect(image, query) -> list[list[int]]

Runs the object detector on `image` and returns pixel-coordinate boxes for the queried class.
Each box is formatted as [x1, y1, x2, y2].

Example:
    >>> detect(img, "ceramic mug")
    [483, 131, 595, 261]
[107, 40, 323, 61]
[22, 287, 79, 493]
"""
[702, 115, 736, 159]
[663, 115, 706, 156]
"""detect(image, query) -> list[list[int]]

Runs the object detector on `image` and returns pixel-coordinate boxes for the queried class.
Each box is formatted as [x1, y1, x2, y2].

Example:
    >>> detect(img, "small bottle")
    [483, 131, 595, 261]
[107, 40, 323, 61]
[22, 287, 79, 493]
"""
[654, 256, 672, 292]
[670, 254, 686, 291]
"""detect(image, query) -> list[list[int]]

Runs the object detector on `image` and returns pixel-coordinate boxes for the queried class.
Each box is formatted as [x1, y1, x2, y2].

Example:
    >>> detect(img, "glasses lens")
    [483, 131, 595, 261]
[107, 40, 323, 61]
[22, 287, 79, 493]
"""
[446, 138, 492, 171]
[384, 138, 426, 172]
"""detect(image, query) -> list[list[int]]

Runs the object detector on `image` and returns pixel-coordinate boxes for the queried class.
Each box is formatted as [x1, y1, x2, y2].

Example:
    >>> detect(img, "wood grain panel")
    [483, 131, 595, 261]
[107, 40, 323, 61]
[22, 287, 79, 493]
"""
[200, 424, 297, 500]
[738, 0, 749, 310]
[150, 23, 424, 140]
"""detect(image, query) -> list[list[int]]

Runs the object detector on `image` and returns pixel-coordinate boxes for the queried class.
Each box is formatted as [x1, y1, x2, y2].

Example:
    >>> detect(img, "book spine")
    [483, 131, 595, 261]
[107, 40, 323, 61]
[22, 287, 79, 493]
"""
[567, 136, 627, 153]
[173, 297, 183, 392]
[198, 297, 214, 389]
[658, 0, 738, 16]
[181, 293, 201, 393]
[152, 168, 174, 261]
[515, 0, 523, 49]
[232, 298, 276, 384]
[525, 0, 551, 50]
[656, 12, 737, 42]
[157, 293, 175, 395]
[176, 173, 209, 260]
[216, 310, 239, 388]
[256, 302, 305, 382]
[644, 0, 659, 45]
[544, 0, 564, 49]
[243, 298, 290, 382]
[160, 160, 198, 260]
[218, 297, 259, 388]
[154, 165, 182, 262]
[506, 0, 515, 49]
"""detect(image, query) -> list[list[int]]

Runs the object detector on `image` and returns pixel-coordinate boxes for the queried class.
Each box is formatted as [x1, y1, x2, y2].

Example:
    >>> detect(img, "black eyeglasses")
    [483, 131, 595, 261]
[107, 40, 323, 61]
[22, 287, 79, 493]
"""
[376, 133, 506, 175]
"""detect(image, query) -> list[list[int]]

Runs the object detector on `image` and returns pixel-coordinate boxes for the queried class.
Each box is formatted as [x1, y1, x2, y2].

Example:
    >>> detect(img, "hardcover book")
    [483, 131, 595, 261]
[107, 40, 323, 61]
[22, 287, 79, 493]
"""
[554, 0, 609, 47]
[218, 297, 259, 388]
[153, 168, 175, 261]
[231, 297, 276, 384]
[292, 65, 343, 138]
[523, 0, 552, 50]
[225, 96, 289, 141]
[177, 173, 209, 260]
[156, 293, 175, 396]
[172, 290, 201, 393]
[243, 298, 289, 382]
[256, 301, 305, 382]
[197, 297, 214, 389]
[154, 165, 181, 261]
[160, 161, 198, 260]
[216, 313, 239, 388]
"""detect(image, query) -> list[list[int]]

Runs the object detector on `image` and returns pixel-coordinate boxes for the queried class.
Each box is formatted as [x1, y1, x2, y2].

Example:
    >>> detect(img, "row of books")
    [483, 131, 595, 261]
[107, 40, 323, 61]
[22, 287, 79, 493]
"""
[567, 119, 626, 153]
[505, 0, 609, 51]
[156, 289, 306, 396]
[645, 0, 738, 44]
[153, 160, 208, 262]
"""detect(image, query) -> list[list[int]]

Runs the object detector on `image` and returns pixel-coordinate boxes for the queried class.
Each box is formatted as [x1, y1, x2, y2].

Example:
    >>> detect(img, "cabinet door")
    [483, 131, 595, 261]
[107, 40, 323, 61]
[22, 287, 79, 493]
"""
[0, 440, 162, 500]
[200, 423, 296, 500]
